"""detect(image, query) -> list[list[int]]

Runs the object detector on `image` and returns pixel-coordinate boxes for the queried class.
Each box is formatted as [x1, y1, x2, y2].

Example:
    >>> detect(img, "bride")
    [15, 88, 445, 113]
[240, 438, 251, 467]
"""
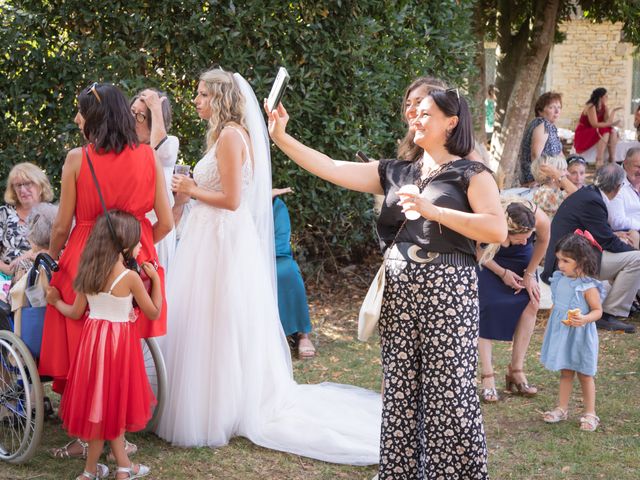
[155, 68, 381, 465]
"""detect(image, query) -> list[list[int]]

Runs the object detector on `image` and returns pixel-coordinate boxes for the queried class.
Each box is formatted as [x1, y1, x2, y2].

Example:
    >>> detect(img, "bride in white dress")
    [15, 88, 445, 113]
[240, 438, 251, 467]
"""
[156, 68, 381, 465]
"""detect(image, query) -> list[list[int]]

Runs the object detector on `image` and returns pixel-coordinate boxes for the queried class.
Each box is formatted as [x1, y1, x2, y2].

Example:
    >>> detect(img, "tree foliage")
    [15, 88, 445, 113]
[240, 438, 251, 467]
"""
[0, 0, 477, 265]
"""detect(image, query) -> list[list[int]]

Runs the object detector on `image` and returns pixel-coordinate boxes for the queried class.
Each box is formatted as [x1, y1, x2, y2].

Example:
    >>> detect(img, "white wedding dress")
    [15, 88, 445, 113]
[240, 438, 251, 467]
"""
[156, 128, 381, 465]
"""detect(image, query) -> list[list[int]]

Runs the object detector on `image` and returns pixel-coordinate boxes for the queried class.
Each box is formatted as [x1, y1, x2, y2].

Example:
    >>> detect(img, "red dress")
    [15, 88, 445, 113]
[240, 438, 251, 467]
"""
[574, 108, 612, 153]
[40, 144, 167, 393]
[59, 271, 156, 440]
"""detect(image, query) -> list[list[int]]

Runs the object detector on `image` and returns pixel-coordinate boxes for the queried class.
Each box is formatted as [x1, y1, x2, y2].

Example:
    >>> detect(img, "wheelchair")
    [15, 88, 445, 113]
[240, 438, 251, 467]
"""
[0, 253, 167, 464]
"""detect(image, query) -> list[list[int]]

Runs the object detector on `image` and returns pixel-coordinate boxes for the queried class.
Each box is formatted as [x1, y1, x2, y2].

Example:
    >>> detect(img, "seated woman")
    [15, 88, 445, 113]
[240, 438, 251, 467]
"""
[1, 163, 54, 280]
[565, 154, 587, 189]
[531, 154, 577, 219]
[517, 92, 563, 186]
[574, 87, 622, 167]
[272, 188, 315, 358]
[477, 199, 550, 402]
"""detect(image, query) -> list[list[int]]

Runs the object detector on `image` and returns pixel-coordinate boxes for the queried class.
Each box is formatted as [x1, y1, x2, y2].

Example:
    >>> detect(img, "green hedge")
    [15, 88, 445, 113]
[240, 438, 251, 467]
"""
[0, 0, 477, 265]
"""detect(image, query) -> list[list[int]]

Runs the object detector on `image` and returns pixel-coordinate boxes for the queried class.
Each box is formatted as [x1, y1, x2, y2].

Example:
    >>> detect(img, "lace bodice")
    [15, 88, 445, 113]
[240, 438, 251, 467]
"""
[86, 270, 134, 323]
[193, 129, 253, 194]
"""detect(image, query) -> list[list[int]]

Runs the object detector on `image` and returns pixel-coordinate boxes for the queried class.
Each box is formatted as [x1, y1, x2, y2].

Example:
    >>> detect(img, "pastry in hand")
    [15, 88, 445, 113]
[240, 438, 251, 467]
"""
[561, 308, 581, 325]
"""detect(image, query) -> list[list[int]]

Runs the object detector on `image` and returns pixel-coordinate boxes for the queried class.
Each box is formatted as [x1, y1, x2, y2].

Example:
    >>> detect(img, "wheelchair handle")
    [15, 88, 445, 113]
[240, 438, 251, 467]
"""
[27, 253, 60, 287]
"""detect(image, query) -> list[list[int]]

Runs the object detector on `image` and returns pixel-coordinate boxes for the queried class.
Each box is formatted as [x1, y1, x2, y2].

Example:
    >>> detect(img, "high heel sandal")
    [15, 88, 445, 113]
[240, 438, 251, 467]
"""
[479, 373, 499, 403]
[505, 364, 537, 397]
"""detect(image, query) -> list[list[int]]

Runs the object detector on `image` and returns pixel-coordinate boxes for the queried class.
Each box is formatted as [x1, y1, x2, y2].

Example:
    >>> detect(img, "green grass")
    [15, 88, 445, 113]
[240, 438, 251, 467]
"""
[2, 267, 639, 479]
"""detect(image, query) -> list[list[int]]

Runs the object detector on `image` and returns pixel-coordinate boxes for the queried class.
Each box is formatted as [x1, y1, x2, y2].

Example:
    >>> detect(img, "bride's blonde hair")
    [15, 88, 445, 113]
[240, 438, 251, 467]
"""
[199, 68, 248, 151]
[478, 196, 536, 265]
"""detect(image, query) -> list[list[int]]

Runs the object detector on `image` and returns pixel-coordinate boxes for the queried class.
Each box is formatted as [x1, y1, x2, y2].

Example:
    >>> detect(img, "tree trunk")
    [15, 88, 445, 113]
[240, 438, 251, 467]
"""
[492, 0, 561, 188]
[472, 1, 488, 144]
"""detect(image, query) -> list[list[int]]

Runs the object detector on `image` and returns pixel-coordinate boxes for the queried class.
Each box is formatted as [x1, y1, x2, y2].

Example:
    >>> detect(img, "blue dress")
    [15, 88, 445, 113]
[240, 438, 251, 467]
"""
[478, 237, 534, 341]
[540, 271, 604, 376]
[273, 198, 311, 336]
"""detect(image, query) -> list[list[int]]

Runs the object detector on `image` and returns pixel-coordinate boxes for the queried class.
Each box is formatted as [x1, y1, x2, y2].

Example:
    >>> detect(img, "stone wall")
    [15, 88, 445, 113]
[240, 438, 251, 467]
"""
[547, 19, 634, 131]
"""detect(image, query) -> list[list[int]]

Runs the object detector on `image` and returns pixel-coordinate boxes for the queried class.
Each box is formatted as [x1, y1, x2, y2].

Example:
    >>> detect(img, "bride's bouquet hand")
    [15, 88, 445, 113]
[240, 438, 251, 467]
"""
[263, 101, 289, 141]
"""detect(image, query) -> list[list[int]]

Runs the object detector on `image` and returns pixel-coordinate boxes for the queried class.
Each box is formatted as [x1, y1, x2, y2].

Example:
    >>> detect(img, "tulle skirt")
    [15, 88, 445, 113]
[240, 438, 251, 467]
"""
[157, 202, 381, 465]
[59, 318, 156, 440]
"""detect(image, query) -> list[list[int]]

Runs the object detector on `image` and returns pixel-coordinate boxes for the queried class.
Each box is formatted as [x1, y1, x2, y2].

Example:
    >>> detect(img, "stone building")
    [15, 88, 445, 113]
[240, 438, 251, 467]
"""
[487, 16, 639, 133]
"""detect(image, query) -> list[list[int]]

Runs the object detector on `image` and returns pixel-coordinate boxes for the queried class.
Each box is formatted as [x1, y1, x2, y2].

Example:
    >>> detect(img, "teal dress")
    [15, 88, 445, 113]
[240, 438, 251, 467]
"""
[273, 198, 311, 336]
[540, 271, 604, 376]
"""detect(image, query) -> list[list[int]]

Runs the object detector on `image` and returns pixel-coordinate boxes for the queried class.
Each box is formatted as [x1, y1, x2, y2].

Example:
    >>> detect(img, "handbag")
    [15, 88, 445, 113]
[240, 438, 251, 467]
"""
[84, 147, 154, 305]
[357, 160, 457, 341]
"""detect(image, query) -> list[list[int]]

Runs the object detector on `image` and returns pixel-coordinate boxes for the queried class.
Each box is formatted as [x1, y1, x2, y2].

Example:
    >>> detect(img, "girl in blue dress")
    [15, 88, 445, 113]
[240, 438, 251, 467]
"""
[540, 230, 604, 432]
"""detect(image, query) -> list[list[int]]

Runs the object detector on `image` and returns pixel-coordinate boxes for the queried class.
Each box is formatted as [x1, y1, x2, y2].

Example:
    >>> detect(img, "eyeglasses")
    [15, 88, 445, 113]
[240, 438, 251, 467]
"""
[13, 181, 35, 190]
[131, 110, 147, 124]
[567, 155, 586, 166]
[87, 82, 101, 103]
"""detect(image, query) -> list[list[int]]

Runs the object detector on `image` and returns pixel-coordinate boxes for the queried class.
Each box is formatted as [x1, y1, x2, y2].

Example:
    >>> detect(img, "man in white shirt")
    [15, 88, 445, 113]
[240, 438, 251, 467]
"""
[604, 147, 640, 249]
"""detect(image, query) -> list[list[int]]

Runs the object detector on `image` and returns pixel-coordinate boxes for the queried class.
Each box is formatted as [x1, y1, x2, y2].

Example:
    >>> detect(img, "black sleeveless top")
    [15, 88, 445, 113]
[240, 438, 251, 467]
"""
[377, 158, 491, 257]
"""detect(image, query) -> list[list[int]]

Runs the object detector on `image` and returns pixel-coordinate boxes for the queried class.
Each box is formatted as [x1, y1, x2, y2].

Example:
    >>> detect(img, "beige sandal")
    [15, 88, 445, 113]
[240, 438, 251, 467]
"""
[297, 336, 316, 359]
[543, 407, 568, 423]
[579, 413, 600, 432]
[49, 438, 88, 459]
[115, 463, 150, 479]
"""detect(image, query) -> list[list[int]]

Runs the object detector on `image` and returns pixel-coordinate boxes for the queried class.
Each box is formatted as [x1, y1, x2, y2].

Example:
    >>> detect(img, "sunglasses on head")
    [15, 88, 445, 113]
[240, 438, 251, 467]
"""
[567, 155, 586, 166]
[87, 82, 101, 103]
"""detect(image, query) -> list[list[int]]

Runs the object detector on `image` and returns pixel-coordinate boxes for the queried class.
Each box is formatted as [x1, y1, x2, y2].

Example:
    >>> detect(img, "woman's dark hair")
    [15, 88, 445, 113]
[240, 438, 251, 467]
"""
[74, 210, 141, 294]
[554, 232, 600, 277]
[428, 89, 474, 157]
[506, 202, 535, 234]
[534, 91, 562, 116]
[77, 83, 139, 154]
[397, 76, 448, 162]
[586, 87, 607, 109]
[130, 89, 173, 131]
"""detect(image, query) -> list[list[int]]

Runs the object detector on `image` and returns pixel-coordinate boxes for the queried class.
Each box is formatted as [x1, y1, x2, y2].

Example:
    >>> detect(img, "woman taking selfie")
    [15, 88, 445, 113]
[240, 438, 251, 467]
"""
[266, 86, 506, 479]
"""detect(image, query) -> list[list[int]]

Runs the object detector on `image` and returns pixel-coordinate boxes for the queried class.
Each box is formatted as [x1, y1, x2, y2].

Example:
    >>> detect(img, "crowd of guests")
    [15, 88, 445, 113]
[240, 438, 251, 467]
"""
[0, 76, 638, 480]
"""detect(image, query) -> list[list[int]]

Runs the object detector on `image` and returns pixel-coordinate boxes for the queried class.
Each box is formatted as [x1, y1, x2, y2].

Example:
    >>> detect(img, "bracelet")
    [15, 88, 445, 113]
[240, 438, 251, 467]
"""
[500, 268, 508, 280]
[525, 271, 536, 278]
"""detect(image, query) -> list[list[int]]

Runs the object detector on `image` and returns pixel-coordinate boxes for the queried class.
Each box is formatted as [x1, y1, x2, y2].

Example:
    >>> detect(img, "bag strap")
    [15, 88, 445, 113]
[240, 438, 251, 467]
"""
[84, 146, 127, 256]
[385, 159, 458, 257]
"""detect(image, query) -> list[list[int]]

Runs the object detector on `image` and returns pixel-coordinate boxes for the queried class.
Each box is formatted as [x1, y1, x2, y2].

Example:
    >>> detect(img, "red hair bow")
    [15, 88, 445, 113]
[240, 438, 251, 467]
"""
[574, 229, 603, 252]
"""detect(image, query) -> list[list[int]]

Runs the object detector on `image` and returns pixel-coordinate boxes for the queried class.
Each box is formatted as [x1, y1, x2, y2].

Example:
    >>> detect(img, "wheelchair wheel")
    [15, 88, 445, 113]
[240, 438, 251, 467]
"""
[141, 337, 166, 431]
[0, 330, 44, 464]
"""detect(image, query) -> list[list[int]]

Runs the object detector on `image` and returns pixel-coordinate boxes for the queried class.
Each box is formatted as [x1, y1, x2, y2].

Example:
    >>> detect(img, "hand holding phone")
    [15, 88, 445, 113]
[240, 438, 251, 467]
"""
[266, 67, 290, 112]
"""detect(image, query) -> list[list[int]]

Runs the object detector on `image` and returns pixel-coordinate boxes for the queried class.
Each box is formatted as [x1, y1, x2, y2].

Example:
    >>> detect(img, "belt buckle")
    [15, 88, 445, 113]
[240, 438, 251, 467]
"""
[407, 245, 439, 264]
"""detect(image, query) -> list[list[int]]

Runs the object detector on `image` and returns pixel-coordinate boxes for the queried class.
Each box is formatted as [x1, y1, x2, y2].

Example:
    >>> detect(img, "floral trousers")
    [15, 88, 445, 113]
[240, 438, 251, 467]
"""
[377, 253, 489, 479]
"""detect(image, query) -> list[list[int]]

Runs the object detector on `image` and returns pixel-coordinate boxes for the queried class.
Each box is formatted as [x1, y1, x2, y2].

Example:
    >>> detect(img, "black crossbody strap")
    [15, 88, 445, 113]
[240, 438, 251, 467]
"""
[84, 146, 125, 254]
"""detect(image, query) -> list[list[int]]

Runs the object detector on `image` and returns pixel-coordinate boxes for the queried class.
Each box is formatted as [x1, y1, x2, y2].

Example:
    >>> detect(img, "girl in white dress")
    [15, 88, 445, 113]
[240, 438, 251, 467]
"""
[155, 68, 381, 465]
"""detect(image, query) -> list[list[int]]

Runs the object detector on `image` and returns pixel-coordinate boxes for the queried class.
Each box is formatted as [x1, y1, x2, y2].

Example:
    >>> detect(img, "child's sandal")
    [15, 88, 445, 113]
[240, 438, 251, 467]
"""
[49, 438, 89, 459]
[579, 413, 600, 432]
[115, 463, 150, 479]
[76, 463, 109, 479]
[543, 407, 568, 423]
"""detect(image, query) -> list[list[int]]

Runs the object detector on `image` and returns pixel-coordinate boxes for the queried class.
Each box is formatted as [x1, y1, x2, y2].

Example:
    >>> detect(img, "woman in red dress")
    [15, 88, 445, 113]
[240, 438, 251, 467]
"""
[574, 87, 622, 167]
[42, 82, 173, 458]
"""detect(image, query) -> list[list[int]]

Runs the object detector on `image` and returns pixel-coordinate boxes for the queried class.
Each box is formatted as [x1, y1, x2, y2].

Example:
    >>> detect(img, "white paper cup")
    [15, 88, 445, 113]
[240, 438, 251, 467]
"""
[397, 184, 421, 220]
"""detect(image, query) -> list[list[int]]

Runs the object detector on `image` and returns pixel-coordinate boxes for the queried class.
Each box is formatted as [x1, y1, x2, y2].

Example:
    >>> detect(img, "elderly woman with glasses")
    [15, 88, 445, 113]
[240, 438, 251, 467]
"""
[130, 88, 179, 271]
[267, 85, 506, 479]
[0, 162, 54, 279]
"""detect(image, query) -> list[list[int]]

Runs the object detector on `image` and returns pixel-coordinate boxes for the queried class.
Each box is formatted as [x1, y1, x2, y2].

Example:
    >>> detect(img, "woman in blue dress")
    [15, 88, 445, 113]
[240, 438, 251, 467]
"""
[541, 231, 604, 432]
[477, 199, 550, 402]
[272, 188, 315, 358]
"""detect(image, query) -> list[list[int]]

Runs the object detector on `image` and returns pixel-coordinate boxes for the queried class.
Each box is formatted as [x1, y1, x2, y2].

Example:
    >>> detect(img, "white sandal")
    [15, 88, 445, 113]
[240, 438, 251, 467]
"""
[76, 463, 109, 479]
[115, 463, 151, 479]
[579, 413, 600, 432]
[543, 407, 568, 423]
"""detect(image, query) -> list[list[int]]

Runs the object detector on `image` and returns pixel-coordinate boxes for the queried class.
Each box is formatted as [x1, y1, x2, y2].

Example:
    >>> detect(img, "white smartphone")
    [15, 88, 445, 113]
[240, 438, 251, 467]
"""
[266, 67, 290, 112]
